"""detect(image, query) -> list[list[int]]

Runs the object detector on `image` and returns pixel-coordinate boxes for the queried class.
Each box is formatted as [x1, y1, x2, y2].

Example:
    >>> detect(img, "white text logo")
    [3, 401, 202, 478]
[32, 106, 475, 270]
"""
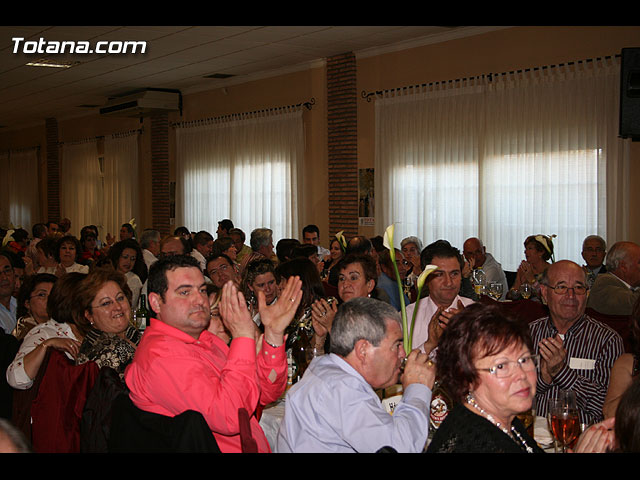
[12, 37, 147, 55]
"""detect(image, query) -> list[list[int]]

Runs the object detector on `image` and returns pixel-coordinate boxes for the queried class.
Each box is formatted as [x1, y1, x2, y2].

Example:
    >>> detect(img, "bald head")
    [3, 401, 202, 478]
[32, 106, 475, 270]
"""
[160, 236, 186, 257]
[540, 260, 589, 331]
[463, 237, 487, 268]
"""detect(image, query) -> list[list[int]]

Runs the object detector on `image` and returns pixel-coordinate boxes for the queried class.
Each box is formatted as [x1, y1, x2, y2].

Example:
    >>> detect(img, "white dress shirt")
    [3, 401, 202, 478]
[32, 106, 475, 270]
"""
[406, 295, 475, 352]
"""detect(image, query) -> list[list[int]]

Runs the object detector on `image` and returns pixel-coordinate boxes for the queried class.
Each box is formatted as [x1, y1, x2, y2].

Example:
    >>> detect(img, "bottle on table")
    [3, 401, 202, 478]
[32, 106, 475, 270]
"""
[135, 293, 149, 331]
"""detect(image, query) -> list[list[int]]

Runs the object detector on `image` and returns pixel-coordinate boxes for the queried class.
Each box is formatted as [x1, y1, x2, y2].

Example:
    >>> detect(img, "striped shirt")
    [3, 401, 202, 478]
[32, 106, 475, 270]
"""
[529, 314, 623, 425]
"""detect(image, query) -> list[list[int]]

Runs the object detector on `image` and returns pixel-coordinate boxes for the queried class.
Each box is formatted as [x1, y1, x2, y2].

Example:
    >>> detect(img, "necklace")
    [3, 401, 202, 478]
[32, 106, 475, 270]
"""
[466, 393, 535, 453]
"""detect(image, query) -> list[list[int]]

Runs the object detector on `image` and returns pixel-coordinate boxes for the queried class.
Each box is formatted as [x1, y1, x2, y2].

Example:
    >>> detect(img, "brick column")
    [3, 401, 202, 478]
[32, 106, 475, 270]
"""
[45, 118, 60, 222]
[150, 113, 171, 236]
[327, 52, 359, 238]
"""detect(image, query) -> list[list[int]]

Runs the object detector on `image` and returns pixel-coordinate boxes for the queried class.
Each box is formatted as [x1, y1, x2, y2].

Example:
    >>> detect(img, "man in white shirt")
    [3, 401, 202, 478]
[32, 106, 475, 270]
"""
[277, 297, 435, 453]
[0, 253, 17, 334]
[302, 224, 330, 260]
[463, 237, 508, 299]
[140, 229, 161, 271]
[191, 231, 214, 272]
[406, 242, 474, 354]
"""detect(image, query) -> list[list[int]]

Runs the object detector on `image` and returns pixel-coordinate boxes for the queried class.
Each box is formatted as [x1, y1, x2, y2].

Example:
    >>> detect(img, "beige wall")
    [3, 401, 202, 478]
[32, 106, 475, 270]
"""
[1, 26, 639, 245]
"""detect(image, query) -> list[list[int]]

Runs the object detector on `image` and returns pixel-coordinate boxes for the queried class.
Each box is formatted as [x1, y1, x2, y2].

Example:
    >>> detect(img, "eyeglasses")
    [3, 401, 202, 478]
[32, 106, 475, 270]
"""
[546, 284, 588, 295]
[92, 293, 129, 310]
[208, 264, 230, 276]
[0, 266, 14, 277]
[477, 354, 539, 378]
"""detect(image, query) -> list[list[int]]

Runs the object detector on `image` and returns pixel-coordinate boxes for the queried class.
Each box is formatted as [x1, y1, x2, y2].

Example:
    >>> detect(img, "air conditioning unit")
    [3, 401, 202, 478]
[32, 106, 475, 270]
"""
[99, 89, 181, 117]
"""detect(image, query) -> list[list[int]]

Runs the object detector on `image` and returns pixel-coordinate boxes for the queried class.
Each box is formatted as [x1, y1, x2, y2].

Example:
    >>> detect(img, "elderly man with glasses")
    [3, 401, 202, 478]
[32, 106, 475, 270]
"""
[529, 260, 624, 426]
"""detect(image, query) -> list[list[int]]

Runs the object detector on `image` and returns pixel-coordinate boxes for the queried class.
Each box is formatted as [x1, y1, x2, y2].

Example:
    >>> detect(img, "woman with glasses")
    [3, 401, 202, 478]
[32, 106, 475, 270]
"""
[7, 273, 84, 390]
[241, 258, 279, 327]
[72, 267, 141, 379]
[12, 273, 57, 340]
[427, 303, 613, 453]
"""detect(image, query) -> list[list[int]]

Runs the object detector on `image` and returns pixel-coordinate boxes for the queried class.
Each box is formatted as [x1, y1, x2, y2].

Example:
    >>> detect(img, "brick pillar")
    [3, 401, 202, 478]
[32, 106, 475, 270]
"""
[45, 118, 60, 222]
[150, 113, 171, 236]
[327, 52, 359, 238]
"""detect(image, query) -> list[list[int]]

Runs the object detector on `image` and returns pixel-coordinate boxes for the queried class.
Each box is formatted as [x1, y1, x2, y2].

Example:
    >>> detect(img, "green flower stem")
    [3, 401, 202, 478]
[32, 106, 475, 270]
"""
[390, 259, 410, 354]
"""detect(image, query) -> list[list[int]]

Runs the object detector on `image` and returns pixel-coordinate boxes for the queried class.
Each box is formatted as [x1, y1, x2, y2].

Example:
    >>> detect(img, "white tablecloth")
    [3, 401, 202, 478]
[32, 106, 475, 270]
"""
[260, 399, 286, 451]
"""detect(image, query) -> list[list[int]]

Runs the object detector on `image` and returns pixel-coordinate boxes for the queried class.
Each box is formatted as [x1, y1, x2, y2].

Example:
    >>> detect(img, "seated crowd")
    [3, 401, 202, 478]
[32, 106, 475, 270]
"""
[0, 217, 639, 454]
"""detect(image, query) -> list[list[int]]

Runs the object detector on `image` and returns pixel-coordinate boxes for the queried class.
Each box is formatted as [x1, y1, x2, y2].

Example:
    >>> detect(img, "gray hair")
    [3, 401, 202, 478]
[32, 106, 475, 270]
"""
[139, 229, 161, 250]
[0, 418, 30, 452]
[582, 235, 606, 252]
[606, 241, 635, 272]
[401, 236, 423, 252]
[330, 297, 401, 357]
[250, 228, 273, 251]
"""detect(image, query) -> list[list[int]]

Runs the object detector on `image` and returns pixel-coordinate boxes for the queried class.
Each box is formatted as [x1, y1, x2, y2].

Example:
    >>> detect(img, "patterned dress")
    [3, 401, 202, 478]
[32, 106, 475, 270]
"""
[75, 325, 141, 379]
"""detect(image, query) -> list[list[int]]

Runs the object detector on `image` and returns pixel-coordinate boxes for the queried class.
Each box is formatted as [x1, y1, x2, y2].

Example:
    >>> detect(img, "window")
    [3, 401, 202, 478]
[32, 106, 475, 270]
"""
[375, 58, 626, 270]
[175, 110, 303, 240]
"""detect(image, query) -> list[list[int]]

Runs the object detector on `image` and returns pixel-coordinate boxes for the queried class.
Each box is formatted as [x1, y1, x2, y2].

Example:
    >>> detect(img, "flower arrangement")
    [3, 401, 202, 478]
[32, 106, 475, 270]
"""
[383, 224, 438, 354]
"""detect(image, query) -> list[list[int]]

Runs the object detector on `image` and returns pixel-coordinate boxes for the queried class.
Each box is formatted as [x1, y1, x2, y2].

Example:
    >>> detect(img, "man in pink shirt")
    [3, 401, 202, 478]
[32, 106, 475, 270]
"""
[124, 254, 302, 453]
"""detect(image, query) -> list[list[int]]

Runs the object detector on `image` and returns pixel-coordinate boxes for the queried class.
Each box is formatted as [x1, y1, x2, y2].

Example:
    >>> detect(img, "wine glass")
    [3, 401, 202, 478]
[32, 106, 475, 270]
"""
[519, 282, 532, 300]
[549, 390, 580, 453]
[488, 282, 503, 301]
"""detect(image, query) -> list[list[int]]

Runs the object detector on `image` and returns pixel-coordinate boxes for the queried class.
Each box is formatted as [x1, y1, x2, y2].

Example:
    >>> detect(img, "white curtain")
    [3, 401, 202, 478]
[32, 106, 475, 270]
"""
[375, 57, 628, 271]
[61, 140, 102, 237]
[103, 134, 140, 238]
[0, 148, 40, 229]
[375, 80, 483, 250]
[175, 109, 303, 241]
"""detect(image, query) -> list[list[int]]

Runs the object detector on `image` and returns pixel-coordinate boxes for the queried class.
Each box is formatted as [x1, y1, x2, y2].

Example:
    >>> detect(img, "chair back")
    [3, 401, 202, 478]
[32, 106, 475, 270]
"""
[80, 366, 129, 453]
[585, 307, 633, 353]
[108, 393, 221, 453]
[30, 350, 100, 453]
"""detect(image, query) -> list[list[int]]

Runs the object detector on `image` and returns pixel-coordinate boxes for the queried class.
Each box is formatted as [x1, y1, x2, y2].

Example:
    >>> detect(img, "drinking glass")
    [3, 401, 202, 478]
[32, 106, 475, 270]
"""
[471, 269, 486, 296]
[519, 283, 532, 300]
[488, 282, 503, 301]
[549, 390, 580, 453]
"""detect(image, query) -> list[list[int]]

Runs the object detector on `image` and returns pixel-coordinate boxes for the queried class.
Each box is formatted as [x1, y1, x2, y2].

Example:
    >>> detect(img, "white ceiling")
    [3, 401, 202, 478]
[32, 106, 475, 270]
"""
[0, 25, 507, 130]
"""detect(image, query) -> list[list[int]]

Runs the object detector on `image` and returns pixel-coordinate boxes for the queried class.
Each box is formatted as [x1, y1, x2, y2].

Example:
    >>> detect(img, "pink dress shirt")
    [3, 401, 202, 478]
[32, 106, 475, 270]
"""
[124, 318, 287, 453]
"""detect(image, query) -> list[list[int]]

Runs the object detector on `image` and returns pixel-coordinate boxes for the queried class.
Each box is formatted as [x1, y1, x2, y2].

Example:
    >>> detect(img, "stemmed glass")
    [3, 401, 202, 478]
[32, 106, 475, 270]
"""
[549, 390, 580, 453]
[519, 283, 532, 300]
[488, 282, 503, 301]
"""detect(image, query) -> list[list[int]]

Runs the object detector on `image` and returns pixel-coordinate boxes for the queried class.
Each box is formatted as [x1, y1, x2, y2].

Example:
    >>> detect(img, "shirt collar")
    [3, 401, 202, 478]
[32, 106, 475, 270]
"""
[546, 313, 587, 336]
[148, 317, 219, 346]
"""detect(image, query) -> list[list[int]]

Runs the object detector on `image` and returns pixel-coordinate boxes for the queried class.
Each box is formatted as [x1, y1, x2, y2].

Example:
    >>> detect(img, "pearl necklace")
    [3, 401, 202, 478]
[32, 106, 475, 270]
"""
[466, 393, 535, 453]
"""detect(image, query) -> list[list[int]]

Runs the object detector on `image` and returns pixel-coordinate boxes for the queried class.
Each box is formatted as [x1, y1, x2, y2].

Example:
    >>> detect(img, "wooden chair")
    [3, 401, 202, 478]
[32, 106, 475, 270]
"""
[585, 307, 632, 353]
[478, 296, 549, 324]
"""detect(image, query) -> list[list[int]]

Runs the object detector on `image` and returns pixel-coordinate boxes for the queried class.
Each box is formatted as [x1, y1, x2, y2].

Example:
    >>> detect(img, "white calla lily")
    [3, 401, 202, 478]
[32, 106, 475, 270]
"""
[416, 264, 439, 290]
[335, 230, 347, 251]
[383, 224, 396, 262]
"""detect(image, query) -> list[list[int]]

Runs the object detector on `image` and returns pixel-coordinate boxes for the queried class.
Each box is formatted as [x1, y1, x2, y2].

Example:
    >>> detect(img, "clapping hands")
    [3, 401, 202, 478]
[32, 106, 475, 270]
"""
[258, 275, 303, 347]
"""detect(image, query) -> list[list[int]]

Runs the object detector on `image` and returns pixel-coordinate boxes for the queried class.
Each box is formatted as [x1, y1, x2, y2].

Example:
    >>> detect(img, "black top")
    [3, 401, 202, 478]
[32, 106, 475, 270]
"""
[427, 402, 545, 453]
